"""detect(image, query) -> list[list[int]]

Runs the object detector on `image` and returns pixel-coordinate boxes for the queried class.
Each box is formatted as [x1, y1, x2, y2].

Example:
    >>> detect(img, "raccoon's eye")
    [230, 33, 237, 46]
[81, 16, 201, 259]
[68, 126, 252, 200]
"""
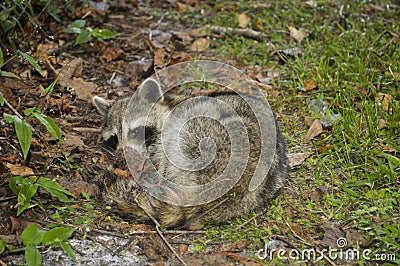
[128, 126, 145, 140]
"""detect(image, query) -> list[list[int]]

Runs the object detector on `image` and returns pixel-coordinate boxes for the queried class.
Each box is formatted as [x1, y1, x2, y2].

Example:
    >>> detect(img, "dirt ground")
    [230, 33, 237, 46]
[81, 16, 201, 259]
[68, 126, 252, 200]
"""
[0, 1, 275, 265]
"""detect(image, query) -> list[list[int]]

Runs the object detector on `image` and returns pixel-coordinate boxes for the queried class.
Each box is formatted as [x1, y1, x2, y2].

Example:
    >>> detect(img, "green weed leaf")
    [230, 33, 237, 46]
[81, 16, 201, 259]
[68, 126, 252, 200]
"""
[9, 176, 24, 195]
[60, 241, 77, 263]
[42, 227, 75, 245]
[61, 27, 82, 34]
[1, 71, 19, 78]
[19, 52, 45, 77]
[72, 19, 86, 28]
[44, 77, 58, 96]
[21, 224, 44, 246]
[74, 29, 92, 45]
[17, 181, 38, 215]
[37, 178, 74, 202]
[25, 243, 42, 266]
[92, 29, 116, 40]
[0, 92, 3, 106]
[32, 113, 62, 144]
[3, 113, 32, 160]
[0, 239, 12, 254]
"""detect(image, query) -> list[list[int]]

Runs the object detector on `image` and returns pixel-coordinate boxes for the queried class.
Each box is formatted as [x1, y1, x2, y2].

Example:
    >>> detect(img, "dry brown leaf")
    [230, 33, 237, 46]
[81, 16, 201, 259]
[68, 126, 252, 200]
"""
[188, 28, 208, 38]
[238, 13, 251, 28]
[304, 78, 317, 91]
[288, 25, 307, 42]
[304, 119, 323, 142]
[375, 92, 392, 112]
[5, 163, 35, 176]
[317, 142, 331, 153]
[114, 168, 130, 179]
[153, 48, 166, 67]
[367, 4, 384, 12]
[176, 2, 194, 13]
[382, 147, 397, 154]
[170, 51, 192, 65]
[287, 152, 311, 167]
[379, 118, 387, 129]
[189, 38, 210, 52]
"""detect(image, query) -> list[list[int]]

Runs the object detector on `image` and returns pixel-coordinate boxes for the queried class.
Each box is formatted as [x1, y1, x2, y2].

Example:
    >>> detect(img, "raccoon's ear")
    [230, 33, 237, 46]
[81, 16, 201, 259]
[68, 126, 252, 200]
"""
[93, 96, 111, 115]
[138, 78, 164, 103]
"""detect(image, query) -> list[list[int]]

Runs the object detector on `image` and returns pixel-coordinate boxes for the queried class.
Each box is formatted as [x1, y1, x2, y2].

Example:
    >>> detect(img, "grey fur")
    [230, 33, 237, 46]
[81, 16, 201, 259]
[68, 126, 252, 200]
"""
[93, 78, 288, 229]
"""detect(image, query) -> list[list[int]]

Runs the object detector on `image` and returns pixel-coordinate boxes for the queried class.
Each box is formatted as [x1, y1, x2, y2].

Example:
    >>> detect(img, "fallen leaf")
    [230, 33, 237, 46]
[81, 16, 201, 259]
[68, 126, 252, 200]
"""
[287, 152, 311, 167]
[189, 38, 210, 52]
[170, 51, 192, 65]
[304, 116, 315, 126]
[125, 59, 154, 82]
[318, 142, 331, 153]
[114, 168, 130, 179]
[379, 118, 386, 129]
[304, 78, 317, 91]
[304, 119, 323, 142]
[5, 163, 35, 176]
[319, 225, 345, 249]
[366, 4, 384, 12]
[382, 147, 397, 154]
[153, 48, 166, 67]
[375, 92, 392, 112]
[176, 2, 194, 13]
[238, 13, 251, 28]
[179, 243, 188, 254]
[288, 25, 307, 42]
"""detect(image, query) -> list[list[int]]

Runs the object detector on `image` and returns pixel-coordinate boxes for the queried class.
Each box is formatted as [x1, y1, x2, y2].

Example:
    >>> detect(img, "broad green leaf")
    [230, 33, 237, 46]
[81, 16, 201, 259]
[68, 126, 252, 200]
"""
[61, 27, 82, 34]
[21, 224, 44, 246]
[25, 244, 42, 266]
[9, 175, 24, 195]
[3, 113, 32, 160]
[42, 227, 75, 245]
[74, 29, 92, 45]
[0, 92, 3, 106]
[72, 19, 86, 28]
[24, 107, 38, 117]
[32, 113, 62, 144]
[44, 77, 58, 96]
[19, 52, 44, 77]
[60, 241, 77, 263]
[0, 71, 19, 78]
[37, 178, 74, 202]
[17, 181, 38, 215]
[92, 29, 116, 40]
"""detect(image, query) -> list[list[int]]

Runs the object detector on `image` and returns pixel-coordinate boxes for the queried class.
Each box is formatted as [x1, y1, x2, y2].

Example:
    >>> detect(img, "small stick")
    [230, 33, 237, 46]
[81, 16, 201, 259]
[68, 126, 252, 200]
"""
[205, 25, 266, 41]
[133, 196, 188, 266]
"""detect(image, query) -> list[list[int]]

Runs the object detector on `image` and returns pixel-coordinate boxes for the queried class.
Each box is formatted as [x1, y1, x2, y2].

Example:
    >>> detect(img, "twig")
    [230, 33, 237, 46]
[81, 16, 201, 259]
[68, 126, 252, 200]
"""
[283, 219, 337, 266]
[0, 196, 17, 202]
[133, 196, 187, 266]
[3, 97, 24, 120]
[274, 235, 317, 266]
[205, 25, 266, 41]
[235, 212, 262, 230]
[72, 127, 101, 133]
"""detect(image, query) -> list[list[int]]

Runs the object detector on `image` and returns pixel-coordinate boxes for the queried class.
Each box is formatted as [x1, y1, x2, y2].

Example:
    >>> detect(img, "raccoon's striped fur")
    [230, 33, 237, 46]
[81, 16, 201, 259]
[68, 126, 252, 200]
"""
[93, 78, 288, 229]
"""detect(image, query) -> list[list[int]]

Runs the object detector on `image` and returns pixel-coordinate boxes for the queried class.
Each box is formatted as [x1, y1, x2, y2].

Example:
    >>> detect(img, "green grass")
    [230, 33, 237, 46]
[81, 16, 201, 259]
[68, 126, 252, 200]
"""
[187, 1, 400, 264]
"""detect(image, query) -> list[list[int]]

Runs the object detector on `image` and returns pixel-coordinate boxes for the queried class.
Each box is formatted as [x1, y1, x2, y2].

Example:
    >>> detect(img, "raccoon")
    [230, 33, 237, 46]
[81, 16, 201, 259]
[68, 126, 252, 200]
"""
[93, 78, 288, 229]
